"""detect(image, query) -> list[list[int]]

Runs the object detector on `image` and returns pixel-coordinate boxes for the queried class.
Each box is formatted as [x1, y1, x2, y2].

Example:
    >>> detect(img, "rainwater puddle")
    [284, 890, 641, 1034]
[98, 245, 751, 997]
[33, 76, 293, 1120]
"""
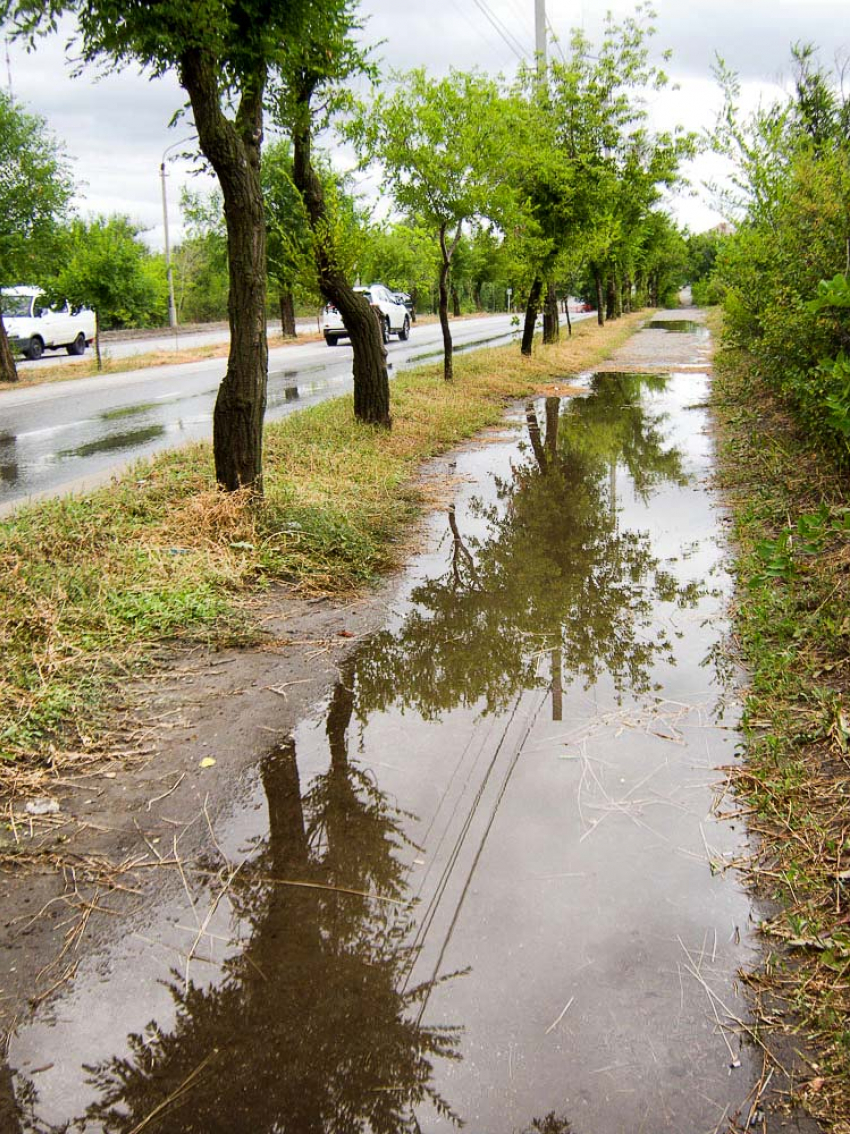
[7, 372, 758, 1133]
[647, 319, 705, 334]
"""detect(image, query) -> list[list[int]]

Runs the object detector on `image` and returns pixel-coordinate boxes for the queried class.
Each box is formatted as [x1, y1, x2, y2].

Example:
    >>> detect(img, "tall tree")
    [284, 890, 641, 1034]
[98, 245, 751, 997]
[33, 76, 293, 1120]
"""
[353, 69, 512, 381]
[275, 0, 392, 426]
[0, 0, 321, 489]
[54, 215, 168, 369]
[0, 91, 72, 382]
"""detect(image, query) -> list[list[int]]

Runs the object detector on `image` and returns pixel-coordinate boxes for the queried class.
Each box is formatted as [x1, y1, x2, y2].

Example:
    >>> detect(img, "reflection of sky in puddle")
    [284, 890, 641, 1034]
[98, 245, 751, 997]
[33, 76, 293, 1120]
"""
[8, 372, 758, 1134]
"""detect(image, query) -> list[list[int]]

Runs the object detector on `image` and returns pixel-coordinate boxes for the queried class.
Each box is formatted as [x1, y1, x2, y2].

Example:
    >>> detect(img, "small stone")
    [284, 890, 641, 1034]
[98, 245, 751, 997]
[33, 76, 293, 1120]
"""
[25, 798, 60, 816]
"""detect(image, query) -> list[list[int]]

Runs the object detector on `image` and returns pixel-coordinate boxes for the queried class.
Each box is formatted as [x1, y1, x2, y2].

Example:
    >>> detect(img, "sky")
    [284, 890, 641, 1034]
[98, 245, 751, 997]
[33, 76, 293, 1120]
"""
[3, 0, 849, 249]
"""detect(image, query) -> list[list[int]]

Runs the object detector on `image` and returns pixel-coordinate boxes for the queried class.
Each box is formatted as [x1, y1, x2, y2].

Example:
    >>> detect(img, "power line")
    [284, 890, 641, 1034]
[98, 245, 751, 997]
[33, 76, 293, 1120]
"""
[456, 2, 521, 70]
[470, 0, 530, 63]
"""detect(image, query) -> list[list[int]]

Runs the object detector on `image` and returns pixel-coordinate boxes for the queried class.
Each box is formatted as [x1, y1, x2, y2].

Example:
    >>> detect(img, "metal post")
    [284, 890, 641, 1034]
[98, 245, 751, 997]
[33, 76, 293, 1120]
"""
[160, 158, 177, 329]
[160, 136, 195, 330]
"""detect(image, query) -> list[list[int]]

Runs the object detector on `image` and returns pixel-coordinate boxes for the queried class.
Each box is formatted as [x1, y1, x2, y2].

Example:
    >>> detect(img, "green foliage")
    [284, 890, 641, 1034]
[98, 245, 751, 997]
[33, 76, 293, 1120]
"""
[0, 89, 73, 289]
[711, 44, 850, 463]
[173, 187, 229, 322]
[54, 215, 169, 329]
[352, 68, 513, 239]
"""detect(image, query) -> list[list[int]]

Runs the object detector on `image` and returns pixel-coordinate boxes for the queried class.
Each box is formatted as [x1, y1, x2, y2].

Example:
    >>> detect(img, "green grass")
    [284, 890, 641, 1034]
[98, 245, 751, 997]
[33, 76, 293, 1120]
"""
[710, 332, 850, 1128]
[0, 312, 645, 778]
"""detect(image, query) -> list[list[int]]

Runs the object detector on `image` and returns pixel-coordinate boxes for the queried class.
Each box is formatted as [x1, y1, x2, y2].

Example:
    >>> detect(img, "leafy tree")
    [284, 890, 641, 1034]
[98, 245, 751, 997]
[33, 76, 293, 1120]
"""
[507, 11, 693, 349]
[0, 90, 73, 382]
[275, 0, 393, 426]
[0, 0, 329, 490]
[353, 68, 512, 381]
[53, 216, 168, 368]
[173, 186, 229, 323]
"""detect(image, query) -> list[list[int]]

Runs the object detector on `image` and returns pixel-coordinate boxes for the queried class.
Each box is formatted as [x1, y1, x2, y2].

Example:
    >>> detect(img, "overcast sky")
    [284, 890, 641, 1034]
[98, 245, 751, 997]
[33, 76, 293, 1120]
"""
[3, 0, 849, 248]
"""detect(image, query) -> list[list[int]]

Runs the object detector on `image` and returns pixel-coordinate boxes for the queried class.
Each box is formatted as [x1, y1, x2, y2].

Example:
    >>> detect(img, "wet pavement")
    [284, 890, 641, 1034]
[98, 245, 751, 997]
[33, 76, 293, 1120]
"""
[4, 319, 762, 1133]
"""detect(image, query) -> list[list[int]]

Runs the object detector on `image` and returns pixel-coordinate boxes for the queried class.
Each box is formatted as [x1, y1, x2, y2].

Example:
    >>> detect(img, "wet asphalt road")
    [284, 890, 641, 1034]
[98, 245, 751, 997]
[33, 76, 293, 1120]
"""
[1, 312, 586, 514]
[7, 317, 770, 1132]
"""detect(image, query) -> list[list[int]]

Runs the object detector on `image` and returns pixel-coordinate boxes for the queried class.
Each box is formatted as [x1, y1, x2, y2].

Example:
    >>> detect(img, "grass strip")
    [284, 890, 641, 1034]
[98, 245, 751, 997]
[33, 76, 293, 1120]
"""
[710, 329, 850, 1129]
[0, 312, 644, 784]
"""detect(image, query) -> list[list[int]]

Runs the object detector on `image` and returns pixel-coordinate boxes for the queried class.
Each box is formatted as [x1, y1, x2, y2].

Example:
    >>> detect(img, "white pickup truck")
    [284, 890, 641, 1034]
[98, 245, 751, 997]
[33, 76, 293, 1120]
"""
[1, 286, 96, 360]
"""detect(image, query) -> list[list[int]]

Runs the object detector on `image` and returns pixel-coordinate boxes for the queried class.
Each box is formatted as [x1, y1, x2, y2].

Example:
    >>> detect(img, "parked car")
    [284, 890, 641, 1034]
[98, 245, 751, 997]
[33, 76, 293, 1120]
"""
[1, 286, 96, 359]
[322, 284, 411, 347]
[392, 291, 416, 321]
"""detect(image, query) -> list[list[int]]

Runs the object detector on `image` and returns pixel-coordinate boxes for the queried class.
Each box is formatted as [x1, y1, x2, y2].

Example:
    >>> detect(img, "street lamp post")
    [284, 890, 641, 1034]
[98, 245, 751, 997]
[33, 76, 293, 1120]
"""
[160, 137, 194, 329]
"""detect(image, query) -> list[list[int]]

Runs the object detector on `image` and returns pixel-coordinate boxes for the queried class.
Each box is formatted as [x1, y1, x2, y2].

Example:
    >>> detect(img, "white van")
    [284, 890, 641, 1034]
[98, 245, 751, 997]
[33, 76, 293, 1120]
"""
[1, 286, 96, 360]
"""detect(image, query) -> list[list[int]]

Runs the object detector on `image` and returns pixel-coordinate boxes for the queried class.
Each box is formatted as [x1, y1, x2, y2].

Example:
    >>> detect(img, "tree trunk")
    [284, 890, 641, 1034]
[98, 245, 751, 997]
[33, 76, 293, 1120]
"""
[521, 276, 543, 355]
[180, 47, 268, 492]
[594, 267, 605, 326]
[291, 99, 390, 425]
[439, 254, 454, 382]
[0, 315, 18, 383]
[94, 310, 102, 372]
[621, 275, 631, 314]
[438, 222, 463, 383]
[542, 278, 560, 344]
[279, 289, 296, 337]
[451, 285, 461, 318]
[606, 275, 617, 321]
[564, 301, 572, 337]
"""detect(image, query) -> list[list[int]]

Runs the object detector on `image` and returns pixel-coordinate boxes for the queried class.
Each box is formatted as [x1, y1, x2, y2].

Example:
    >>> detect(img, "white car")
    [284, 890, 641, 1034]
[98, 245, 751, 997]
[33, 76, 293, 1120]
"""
[1, 286, 96, 360]
[323, 284, 411, 347]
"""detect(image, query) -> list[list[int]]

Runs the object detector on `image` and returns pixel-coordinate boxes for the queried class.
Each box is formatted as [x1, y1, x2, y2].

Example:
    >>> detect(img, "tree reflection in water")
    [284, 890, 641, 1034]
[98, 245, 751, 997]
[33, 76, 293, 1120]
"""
[355, 374, 700, 722]
[58, 665, 461, 1134]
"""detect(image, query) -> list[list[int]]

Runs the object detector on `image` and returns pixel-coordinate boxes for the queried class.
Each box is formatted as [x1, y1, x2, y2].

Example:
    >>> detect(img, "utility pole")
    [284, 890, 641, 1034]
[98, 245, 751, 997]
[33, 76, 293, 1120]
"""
[159, 136, 195, 330]
[534, 0, 547, 79]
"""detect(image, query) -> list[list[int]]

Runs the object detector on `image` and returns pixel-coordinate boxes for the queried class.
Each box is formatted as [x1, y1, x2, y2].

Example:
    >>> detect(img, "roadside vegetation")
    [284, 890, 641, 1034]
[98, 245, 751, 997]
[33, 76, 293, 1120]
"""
[712, 339, 850, 1130]
[0, 313, 645, 794]
[696, 45, 850, 1131]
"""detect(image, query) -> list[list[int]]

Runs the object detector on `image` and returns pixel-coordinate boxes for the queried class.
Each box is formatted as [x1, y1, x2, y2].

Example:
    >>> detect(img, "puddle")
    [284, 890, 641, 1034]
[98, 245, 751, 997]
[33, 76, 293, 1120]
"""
[6, 372, 758, 1132]
[646, 320, 705, 334]
[58, 423, 166, 459]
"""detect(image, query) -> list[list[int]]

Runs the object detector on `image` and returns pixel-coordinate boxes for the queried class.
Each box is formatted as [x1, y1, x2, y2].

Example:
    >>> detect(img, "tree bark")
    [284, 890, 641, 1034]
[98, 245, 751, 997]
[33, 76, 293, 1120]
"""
[593, 267, 605, 326]
[291, 99, 390, 425]
[180, 47, 268, 492]
[94, 310, 102, 372]
[542, 278, 560, 344]
[521, 276, 543, 356]
[451, 285, 461, 317]
[279, 290, 296, 337]
[606, 275, 617, 321]
[0, 315, 18, 383]
[438, 222, 463, 382]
